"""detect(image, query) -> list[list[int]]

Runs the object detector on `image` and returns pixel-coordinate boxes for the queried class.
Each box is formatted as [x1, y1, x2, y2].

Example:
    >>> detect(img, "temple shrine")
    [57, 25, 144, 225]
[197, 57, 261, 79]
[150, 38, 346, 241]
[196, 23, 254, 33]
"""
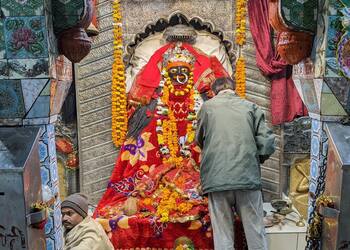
[0, 0, 350, 250]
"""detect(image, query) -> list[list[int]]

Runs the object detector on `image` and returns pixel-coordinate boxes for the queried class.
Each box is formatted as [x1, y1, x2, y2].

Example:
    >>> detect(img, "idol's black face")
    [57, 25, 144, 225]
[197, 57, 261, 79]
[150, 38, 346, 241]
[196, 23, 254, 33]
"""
[168, 66, 190, 85]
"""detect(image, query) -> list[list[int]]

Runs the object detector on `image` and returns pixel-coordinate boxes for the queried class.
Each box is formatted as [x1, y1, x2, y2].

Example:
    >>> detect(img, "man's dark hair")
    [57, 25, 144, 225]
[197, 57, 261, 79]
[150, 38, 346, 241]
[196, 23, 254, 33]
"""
[211, 77, 236, 95]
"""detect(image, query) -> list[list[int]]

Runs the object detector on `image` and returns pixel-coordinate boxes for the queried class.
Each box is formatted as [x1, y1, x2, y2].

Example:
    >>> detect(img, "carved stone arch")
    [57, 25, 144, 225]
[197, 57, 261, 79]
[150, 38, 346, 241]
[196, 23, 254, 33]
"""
[124, 12, 236, 66]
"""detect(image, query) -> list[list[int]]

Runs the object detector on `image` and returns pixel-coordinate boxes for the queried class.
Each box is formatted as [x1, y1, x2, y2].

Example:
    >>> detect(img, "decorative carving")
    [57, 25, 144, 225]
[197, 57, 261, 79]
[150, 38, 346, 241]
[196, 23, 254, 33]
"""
[124, 12, 235, 66]
[283, 117, 311, 153]
[163, 24, 197, 44]
[289, 157, 310, 219]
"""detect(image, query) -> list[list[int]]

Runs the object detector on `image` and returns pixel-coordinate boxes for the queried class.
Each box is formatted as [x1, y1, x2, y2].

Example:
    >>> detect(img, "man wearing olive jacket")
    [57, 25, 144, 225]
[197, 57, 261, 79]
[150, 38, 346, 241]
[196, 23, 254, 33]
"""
[196, 77, 275, 250]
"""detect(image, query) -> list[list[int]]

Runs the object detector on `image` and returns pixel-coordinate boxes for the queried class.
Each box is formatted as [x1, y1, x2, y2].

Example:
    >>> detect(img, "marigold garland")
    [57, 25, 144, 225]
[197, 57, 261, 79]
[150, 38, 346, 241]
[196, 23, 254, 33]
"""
[155, 68, 199, 167]
[235, 0, 247, 98]
[235, 56, 246, 98]
[235, 0, 247, 46]
[111, 0, 127, 147]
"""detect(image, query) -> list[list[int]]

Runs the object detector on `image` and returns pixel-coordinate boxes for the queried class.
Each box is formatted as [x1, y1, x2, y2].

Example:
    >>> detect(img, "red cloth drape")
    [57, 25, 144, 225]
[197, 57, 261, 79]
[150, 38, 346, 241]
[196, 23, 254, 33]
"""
[247, 0, 308, 125]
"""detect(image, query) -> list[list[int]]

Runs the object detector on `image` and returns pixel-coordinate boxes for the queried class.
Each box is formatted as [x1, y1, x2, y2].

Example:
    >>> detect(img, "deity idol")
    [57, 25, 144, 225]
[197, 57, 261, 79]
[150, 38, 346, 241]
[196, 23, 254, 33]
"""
[94, 33, 230, 249]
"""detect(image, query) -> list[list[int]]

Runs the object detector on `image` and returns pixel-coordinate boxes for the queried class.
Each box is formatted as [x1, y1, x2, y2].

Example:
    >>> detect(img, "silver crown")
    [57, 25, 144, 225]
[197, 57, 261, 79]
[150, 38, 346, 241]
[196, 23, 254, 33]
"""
[163, 24, 197, 44]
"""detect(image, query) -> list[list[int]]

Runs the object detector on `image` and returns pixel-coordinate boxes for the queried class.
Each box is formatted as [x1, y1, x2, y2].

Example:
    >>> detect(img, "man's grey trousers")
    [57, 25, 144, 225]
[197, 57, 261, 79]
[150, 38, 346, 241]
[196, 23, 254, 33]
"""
[208, 190, 268, 250]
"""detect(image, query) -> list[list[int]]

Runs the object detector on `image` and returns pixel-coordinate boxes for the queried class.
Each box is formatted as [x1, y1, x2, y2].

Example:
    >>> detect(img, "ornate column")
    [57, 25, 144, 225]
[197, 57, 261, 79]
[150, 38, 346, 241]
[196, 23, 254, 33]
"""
[292, 0, 350, 248]
[0, 1, 74, 249]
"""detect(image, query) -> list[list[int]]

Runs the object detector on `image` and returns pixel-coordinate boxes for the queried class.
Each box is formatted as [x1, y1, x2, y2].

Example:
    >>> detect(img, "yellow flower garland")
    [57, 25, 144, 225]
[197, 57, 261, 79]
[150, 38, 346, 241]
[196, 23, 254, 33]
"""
[156, 69, 196, 167]
[111, 0, 127, 147]
[235, 0, 247, 46]
[235, 56, 246, 98]
[235, 0, 247, 98]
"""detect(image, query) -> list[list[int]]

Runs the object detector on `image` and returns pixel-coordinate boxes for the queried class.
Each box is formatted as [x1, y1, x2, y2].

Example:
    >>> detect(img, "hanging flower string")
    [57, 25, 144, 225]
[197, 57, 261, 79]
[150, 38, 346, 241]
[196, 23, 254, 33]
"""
[111, 0, 127, 147]
[234, 0, 247, 98]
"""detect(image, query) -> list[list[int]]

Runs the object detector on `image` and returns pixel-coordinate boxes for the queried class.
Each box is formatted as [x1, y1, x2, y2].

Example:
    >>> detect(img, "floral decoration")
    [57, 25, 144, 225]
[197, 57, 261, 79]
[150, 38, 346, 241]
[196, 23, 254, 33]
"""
[235, 0, 247, 98]
[111, 0, 128, 147]
[155, 67, 200, 167]
[235, 56, 246, 98]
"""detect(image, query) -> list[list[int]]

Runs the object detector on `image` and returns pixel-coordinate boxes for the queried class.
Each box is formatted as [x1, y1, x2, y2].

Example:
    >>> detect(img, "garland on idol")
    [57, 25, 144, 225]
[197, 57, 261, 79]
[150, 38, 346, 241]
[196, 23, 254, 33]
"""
[155, 67, 201, 168]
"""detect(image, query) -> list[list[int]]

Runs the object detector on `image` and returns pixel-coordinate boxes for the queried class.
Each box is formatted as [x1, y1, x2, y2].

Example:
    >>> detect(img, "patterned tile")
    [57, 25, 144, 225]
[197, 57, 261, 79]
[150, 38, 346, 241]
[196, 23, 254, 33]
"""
[281, 0, 317, 32]
[41, 79, 51, 95]
[41, 165, 50, 186]
[326, 16, 343, 58]
[52, 0, 87, 34]
[324, 78, 350, 115]
[55, 228, 63, 250]
[321, 93, 347, 116]
[21, 78, 48, 112]
[26, 95, 50, 118]
[312, 119, 321, 133]
[0, 79, 25, 118]
[45, 236, 55, 250]
[4, 16, 48, 59]
[299, 79, 320, 114]
[39, 140, 49, 162]
[23, 117, 50, 125]
[54, 205, 62, 229]
[310, 159, 318, 179]
[309, 180, 317, 193]
[8, 58, 49, 79]
[1, 0, 44, 16]
[325, 57, 341, 77]
[311, 135, 320, 157]
[0, 60, 9, 78]
[45, 214, 54, 235]
[0, 20, 6, 59]
[50, 160, 59, 183]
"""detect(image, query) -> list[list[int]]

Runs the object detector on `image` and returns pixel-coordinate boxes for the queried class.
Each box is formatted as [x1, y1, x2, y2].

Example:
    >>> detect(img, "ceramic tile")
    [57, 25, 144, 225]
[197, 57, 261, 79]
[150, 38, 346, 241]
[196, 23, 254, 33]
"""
[21, 78, 48, 112]
[40, 79, 51, 95]
[0, 79, 25, 118]
[52, 0, 85, 34]
[311, 135, 320, 158]
[1, 0, 44, 16]
[8, 58, 49, 78]
[320, 93, 347, 116]
[325, 58, 341, 77]
[0, 118, 22, 126]
[0, 60, 9, 78]
[299, 79, 320, 114]
[41, 165, 50, 186]
[23, 117, 50, 125]
[0, 20, 6, 59]
[281, 0, 317, 32]
[55, 228, 63, 250]
[45, 214, 54, 235]
[39, 140, 48, 162]
[26, 95, 50, 118]
[54, 205, 61, 228]
[324, 78, 350, 115]
[325, 16, 343, 58]
[310, 159, 318, 179]
[4, 16, 48, 59]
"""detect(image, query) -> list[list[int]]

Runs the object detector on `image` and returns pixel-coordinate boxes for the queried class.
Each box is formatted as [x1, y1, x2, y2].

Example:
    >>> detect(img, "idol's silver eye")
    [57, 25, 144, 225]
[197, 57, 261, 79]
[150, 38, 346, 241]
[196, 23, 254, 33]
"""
[181, 67, 189, 73]
[170, 68, 178, 74]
